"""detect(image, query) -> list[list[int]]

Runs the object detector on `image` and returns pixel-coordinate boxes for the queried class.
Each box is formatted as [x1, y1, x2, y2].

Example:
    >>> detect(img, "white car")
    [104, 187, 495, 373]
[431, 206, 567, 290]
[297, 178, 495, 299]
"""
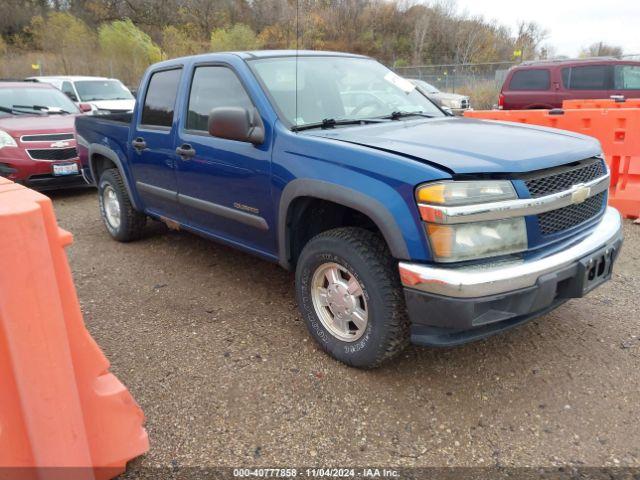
[26, 76, 135, 115]
[408, 78, 471, 115]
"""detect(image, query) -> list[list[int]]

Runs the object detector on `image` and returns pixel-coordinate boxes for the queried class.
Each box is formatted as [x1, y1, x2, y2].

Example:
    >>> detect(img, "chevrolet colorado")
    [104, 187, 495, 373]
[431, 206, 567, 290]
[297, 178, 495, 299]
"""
[75, 51, 623, 368]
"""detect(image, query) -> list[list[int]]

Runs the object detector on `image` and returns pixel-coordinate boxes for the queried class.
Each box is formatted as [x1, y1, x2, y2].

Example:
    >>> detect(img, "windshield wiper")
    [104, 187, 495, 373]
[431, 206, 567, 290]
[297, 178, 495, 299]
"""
[0, 105, 34, 115]
[385, 111, 435, 120]
[12, 104, 71, 115]
[0, 106, 20, 115]
[291, 117, 387, 132]
[45, 109, 71, 115]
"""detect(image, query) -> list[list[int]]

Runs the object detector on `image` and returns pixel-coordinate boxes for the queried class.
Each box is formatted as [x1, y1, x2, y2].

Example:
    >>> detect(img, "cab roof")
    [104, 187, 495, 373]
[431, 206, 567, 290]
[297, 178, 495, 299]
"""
[514, 57, 640, 69]
[0, 81, 56, 89]
[26, 75, 115, 81]
[149, 50, 370, 70]
[236, 50, 368, 59]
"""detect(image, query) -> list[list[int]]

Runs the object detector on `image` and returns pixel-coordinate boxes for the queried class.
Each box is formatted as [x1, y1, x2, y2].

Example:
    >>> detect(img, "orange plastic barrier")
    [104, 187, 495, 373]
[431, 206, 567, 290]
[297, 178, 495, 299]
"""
[464, 108, 640, 218]
[563, 98, 640, 109]
[0, 181, 148, 480]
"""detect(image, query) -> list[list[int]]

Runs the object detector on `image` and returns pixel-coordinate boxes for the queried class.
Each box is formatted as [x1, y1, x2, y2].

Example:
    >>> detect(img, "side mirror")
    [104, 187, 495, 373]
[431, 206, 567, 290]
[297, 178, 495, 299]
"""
[208, 107, 265, 145]
[65, 92, 78, 102]
[78, 103, 93, 113]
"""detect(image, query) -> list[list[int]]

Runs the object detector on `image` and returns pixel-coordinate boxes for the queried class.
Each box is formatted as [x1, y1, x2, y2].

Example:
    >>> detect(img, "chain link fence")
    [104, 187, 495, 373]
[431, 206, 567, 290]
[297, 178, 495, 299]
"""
[394, 61, 516, 94]
[393, 61, 517, 109]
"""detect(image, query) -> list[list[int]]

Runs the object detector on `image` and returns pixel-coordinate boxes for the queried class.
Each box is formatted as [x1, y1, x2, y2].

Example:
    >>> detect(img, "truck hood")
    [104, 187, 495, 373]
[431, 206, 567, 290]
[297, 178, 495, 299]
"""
[306, 117, 601, 174]
[89, 99, 135, 112]
[0, 114, 78, 138]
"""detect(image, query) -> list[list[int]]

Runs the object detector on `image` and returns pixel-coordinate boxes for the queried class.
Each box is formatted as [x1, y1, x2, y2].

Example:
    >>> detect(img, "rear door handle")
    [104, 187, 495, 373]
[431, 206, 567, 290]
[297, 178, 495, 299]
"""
[132, 137, 146, 150]
[176, 143, 196, 160]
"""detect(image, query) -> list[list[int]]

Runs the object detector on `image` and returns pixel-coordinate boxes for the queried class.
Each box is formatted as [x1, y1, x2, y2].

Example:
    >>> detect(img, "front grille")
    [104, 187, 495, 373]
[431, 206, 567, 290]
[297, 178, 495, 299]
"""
[21, 133, 74, 142]
[27, 147, 78, 161]
[537, 192, 605, 235]
[525, 159, 605, 198]
[460, 99, 469, 109]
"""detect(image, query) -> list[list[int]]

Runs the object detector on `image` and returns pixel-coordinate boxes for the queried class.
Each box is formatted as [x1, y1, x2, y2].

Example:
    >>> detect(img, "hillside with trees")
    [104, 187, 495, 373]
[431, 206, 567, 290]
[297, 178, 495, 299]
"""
[0, 0, 555, 86]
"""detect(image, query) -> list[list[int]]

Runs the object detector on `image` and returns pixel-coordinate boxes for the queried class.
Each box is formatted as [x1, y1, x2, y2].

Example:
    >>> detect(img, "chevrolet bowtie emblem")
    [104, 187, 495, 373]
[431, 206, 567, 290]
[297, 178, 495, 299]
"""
[50, 140, 70, 148]
[571, 185, 590, 204]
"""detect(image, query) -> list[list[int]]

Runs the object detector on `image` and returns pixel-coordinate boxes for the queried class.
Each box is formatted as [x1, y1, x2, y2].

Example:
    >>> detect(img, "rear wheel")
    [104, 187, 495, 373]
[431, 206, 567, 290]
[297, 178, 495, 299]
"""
[295, 227, 410, 368]
[98, 168, 146, 242]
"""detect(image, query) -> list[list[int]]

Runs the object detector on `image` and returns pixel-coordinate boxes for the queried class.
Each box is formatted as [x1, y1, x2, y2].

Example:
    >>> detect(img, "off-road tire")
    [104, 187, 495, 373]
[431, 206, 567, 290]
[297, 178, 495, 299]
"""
[98, 168, 146, 242]
[295, 227, 410, 368]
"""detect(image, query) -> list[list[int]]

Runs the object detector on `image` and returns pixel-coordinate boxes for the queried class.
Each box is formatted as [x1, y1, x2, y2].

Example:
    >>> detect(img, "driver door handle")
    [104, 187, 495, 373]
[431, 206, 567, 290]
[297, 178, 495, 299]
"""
[131, 137, 146, 150]
[176, 143, 196, 160]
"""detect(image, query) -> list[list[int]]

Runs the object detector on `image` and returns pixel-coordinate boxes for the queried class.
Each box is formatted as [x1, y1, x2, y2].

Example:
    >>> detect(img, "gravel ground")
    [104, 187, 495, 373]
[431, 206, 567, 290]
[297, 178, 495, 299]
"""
[49, 188, 640, 471]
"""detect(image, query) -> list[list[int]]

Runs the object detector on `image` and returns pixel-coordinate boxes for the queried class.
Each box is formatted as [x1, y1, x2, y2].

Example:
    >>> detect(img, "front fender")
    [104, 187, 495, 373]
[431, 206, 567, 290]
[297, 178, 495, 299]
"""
[277, 177, 426, 269]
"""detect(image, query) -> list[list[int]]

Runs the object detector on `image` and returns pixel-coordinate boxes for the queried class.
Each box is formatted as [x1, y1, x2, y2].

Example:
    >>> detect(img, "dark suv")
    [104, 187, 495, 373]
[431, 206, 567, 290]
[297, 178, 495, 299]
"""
[499, 58, 640, 110]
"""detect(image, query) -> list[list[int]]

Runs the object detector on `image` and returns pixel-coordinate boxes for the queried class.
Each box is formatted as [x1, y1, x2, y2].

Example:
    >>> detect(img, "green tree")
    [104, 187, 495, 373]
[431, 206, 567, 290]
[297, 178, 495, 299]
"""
[210, 23, 261, 52]
[99, 18, 161, 84]
[0, 36, 6, 56]
[29, 13, 96, 74]
[161, 25, 204, 59]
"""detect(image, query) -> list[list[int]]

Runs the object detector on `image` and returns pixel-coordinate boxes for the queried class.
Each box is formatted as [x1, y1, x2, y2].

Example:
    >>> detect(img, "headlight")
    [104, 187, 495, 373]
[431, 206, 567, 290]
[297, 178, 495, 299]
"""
[426, 217, 527, 263]
[0, 130, 17, 149]
[417, 180, 517, 206]
[417, 180, 526, 262]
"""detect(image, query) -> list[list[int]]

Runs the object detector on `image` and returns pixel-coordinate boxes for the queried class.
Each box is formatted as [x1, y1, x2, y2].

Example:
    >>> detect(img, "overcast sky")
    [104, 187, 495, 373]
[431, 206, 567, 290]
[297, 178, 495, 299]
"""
[453, 0, 639, 57]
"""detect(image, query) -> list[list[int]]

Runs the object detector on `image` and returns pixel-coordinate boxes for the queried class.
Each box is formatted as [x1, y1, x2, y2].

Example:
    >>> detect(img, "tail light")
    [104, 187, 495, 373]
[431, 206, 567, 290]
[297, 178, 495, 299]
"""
[498, 92, 505, 110]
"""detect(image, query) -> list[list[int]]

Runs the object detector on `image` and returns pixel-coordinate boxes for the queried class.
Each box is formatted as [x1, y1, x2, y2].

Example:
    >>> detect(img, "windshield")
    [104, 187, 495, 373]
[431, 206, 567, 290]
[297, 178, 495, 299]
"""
[0, 87, 79, 115]
[250, 56, 444, 128]
[75, 80, 134, 101]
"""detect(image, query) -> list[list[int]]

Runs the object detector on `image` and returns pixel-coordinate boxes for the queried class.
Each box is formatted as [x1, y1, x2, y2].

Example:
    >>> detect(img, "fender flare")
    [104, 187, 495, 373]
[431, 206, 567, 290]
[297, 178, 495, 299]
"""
[278, 179, 410, 269]
[88, 143, 141, 210]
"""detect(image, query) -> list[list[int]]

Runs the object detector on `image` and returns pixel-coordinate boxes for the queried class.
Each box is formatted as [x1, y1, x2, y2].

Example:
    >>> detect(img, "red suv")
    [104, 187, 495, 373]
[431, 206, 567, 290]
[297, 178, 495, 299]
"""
[0, 81, 89, 190]
[499, 58, 640, 110]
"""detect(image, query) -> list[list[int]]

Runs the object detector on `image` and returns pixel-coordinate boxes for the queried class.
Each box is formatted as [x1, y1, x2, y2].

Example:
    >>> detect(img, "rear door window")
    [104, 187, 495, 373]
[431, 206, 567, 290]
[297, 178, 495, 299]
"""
[614, 65, 640, 90]
[509, 69, 550, 91]
[141, 68, 182, 128]
[564, 65, 611, 90]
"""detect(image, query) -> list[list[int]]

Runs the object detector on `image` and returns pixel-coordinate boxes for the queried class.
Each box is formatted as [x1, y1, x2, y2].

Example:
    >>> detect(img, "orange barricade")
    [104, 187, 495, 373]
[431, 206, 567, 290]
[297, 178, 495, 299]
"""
[464, 108, 640, 219]
[563, 98, 640, 109]
[0, 181, 148, 480]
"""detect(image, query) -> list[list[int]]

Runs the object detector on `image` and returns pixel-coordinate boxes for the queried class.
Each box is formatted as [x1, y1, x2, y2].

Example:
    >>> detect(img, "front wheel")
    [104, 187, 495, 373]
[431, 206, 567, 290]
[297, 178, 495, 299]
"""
[295, 227, 410, 368]
[98, 168, 146, 242]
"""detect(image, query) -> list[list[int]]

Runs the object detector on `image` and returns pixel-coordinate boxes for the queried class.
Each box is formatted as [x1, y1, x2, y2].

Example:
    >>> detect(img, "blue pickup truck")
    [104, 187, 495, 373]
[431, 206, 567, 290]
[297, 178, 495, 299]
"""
[76, 50, 623, 368]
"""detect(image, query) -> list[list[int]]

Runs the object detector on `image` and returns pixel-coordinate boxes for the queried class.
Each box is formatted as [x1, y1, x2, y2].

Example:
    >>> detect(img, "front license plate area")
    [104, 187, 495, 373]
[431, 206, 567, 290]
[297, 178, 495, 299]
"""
[579, 247, 615, 295]
[52, 163, 79, 176]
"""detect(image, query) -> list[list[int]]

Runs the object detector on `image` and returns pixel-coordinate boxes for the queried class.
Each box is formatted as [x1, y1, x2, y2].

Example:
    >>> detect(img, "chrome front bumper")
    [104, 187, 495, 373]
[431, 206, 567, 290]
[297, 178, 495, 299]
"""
[399, 207, 623, 299]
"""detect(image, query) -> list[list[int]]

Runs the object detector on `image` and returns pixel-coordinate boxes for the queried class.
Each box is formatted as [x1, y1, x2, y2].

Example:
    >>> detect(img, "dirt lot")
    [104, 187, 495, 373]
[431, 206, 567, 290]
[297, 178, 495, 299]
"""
[50, 188, 640, 470]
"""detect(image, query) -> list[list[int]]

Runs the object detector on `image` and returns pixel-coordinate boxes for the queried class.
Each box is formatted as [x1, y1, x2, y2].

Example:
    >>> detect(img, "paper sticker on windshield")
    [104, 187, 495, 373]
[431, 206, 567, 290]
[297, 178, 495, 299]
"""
[384, 72, 416, 94]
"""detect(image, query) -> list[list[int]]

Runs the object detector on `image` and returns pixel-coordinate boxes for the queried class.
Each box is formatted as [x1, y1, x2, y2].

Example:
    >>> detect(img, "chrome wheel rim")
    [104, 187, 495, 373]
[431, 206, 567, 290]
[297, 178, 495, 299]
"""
[102, 186, 121, 230]
[311, 262, 368, 342]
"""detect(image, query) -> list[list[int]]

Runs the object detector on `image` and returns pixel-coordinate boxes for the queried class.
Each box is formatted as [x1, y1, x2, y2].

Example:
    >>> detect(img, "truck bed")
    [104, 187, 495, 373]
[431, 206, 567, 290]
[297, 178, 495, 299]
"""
[75, 113, 132, 184]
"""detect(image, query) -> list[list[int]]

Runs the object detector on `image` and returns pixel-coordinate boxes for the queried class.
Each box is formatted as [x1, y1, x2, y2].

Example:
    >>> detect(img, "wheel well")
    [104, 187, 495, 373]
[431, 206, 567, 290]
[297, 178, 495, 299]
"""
[285, 197, 385, 267]
[91, 154, 116, 181]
